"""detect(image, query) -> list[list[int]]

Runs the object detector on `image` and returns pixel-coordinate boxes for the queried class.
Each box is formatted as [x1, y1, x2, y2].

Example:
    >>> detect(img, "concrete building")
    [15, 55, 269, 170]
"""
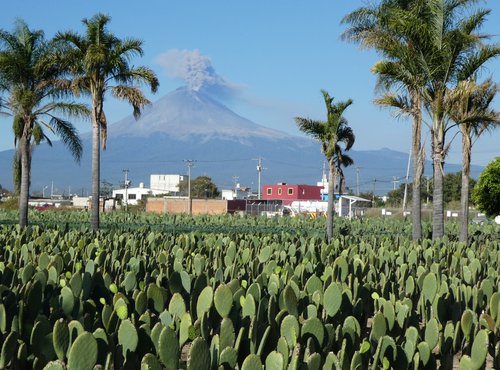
[112, 182, 165, 206]
[221, 185, 252, 200]
[262, 183, 322, 205]
[150, 174, 186, 194]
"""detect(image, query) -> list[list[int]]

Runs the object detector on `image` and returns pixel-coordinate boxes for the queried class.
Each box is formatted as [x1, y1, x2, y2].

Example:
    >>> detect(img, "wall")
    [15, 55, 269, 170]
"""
[146, 198, 229, 215]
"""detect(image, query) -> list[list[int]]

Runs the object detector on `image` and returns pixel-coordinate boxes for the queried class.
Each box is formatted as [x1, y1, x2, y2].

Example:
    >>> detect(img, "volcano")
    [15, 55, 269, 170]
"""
[0, 87, 481, 195]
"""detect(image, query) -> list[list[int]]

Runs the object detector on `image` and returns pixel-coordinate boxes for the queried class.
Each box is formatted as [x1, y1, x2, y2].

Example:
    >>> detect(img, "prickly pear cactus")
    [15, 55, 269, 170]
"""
[214, 284, 233, 317]
[67, 332, 98, 370]
[158, 326, 179, 370]
[188, 337, 211, 370]
[241, 354, 263, 370]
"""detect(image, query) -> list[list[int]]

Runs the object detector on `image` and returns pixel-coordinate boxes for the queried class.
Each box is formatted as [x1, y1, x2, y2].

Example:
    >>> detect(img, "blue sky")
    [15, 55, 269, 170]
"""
[1, 0, 499, 166]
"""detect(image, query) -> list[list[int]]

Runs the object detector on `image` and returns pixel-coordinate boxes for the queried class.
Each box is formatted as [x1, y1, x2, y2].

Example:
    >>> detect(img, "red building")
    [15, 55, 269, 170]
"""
[262, 183, 323, 205]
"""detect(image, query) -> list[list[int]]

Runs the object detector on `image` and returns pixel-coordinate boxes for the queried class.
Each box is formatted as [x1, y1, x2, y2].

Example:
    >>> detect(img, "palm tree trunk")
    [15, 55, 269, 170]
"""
[431, 128, 445, 240]
[326, 159, 336, 242]
[411, 93, 423, 241]
[91, 103, 100, 231]
[459, 127, 471, 244]
[18, 135, 31, 228]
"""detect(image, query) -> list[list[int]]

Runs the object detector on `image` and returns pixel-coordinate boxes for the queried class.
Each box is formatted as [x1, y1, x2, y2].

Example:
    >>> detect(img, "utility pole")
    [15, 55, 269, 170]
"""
[184, 160, 196, 215]
[253, 157, 264, 199]
[51, 181, 54, 198]
[356, 167, 362, 196]
[122, 169, 129, 211]
[372, 178, 377, 203]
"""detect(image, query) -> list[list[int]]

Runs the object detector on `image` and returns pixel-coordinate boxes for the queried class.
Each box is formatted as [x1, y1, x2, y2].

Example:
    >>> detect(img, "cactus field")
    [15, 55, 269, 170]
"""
[0, 212, 499, 369]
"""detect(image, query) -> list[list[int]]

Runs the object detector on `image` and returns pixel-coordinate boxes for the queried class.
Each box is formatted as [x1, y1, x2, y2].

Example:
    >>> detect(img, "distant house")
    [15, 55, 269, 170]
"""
[150, 174, 186, 194]
[113, 182, 165, 206]
[262, 183, 322, 205]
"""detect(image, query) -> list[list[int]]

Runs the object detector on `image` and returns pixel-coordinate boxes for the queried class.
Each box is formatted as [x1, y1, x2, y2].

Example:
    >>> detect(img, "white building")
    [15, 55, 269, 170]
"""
[113, 182, 165, 206]
[150, 174, 186, 194]
[221, 185, 252, 200]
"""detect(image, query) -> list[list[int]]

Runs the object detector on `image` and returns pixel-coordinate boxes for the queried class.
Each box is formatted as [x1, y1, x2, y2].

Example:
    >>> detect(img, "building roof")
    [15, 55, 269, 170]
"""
[339, 195, 372, 202]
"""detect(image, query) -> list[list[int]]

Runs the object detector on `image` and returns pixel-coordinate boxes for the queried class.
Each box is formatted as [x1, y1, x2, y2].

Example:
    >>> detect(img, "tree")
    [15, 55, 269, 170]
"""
[333, 125, 355, 196]
[343, 0, 500, 240]
[473, 158, 500, 218]
[179, 176, 220, 199]
[446, 78, 499, 243]
[295, 90, 353, 242]
[342, 0, 426, 241]
[0, 20, 87, 227]
[56, 13, 159, 231]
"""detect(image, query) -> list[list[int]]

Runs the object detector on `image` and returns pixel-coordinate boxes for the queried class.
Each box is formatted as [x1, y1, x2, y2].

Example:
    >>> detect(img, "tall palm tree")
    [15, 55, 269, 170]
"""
[446, 78, 499, 244]
[344, 0, 500, 240]
[342, 0, 426, 241]
[295, 90, 353, 242]
[0, 20, 87, 227]
[56, 13, 159, 231]
[333, 125, 355, 196]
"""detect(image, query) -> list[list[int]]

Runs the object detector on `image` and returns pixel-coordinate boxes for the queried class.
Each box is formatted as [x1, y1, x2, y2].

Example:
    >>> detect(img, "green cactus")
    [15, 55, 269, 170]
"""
[118, 319, 139, 357]
[150, 322, 164, 354]
[179, 312, 192, 347]
[323, 352, 341, 370]
[277, 336, 289, 369]
[168, 292, 186, 318]
[219, 347, 238, 368]
[461, 309, 474, 342]
[188, 337, 211, 370]
[370, 312, 387, 343]
[114, 297, 129, 320]
[53, 319, 69, 361]
[42, 361, 65, 370]
[158, 326, 179, 370]
[242, 294, 256, 318]
[147, 283, 165, 313]
[214, 284, 233, 317]
[140, 353, 162, 370]
[265, 351, 283, 370]
[424, 317, 439, 351]
[302, 317, 325, 348]
[283, 285, 298, 317]
[324, 282, 342, 318]
[280, 314, 300, 349]
[350, 351, 362, 370]
[417, 341, 431, 367]
[67, 332, 98, 370]
[422, 272, 437, 304]
[460, 329, 489, 370]
[220, 317, 235, 353]
[197, 286, 214, 319]
[241, 354, 262, 370]
[0, 331, 18, 369]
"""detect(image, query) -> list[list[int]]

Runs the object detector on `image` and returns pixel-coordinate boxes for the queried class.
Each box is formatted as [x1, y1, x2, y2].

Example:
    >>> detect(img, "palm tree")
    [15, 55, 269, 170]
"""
[0, 20, 87, 227]
[342, 0, 426, 241]
[446, 78, 499, 244]
[344, 0, 500, 240]
[295, 90, 353, 242]
[56, 13, 159, 231]
[333, 125, 355, 196]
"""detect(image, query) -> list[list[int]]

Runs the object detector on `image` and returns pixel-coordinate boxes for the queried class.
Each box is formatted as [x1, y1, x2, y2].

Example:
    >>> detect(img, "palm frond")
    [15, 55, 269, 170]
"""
[46, 116, 82, 162]
[294, 117, 325, 141]
[111, 85, 151, 119]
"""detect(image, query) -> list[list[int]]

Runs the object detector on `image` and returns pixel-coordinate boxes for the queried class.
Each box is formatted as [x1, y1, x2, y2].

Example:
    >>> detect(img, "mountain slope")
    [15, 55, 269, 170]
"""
[0, 87, 483, 195]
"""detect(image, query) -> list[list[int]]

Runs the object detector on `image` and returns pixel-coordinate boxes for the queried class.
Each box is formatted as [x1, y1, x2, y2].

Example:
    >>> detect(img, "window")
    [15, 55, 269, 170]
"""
[115, 194, 123, 200]
[267, 188, 272, 195]
[288, 188, 294, 195]
[277, 188, 282, 195]
[128, 194, 136, 200]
